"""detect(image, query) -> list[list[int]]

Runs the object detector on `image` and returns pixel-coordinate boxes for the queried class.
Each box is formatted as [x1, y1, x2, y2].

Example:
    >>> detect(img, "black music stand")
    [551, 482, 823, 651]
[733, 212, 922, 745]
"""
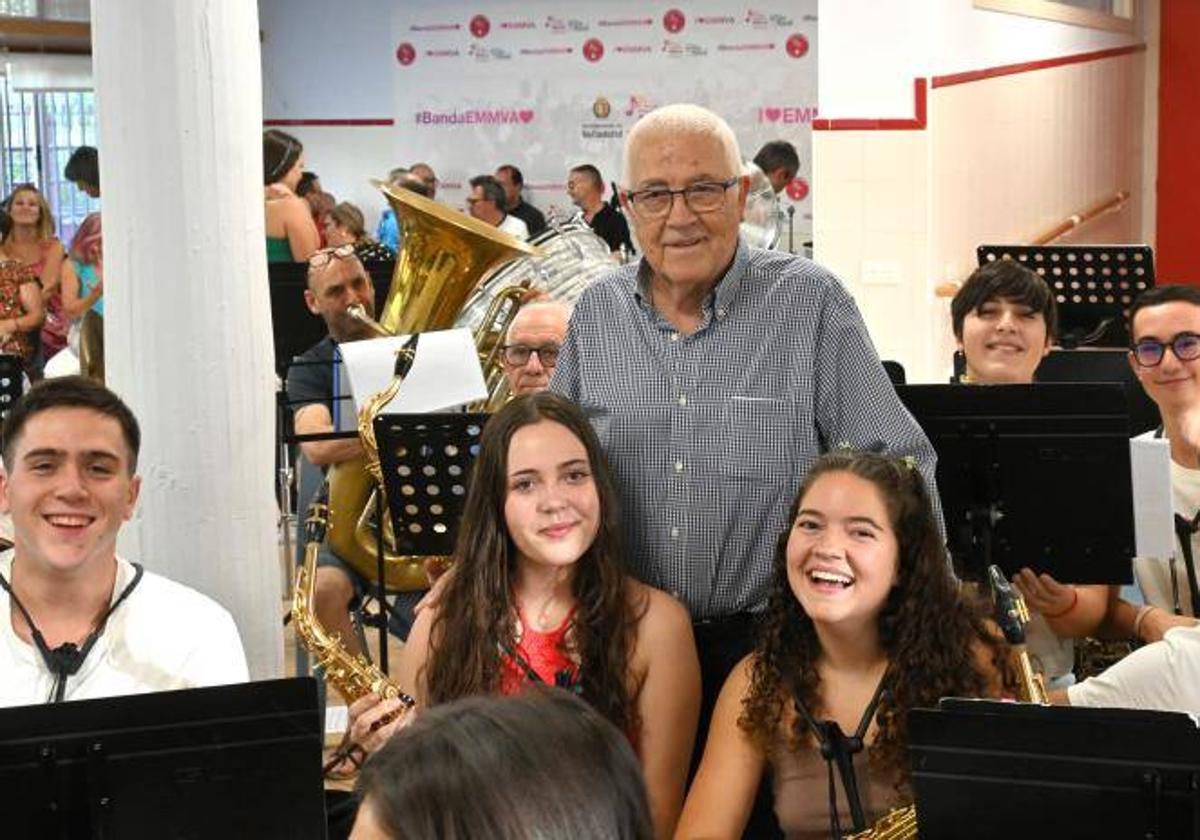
[908, 699, 1200, 839]
[0, 678, 326, 840]
[896, 382, 1134, 584]
[977, 244, 1154, 348]
[1036, 347, 1161, 435]
[373, 412, 490, 557]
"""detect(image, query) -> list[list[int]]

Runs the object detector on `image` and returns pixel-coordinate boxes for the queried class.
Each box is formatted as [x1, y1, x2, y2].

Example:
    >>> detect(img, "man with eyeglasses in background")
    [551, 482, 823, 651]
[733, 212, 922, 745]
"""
[1126, 285, 1200, 628]
[551, 106, 936, 833]
[500, 299, 571, 396]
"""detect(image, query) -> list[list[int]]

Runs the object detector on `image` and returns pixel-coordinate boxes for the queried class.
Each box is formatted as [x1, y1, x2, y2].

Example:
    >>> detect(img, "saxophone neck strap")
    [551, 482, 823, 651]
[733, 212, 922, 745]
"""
[0, 561, 144, 703]
[793, 669, 891, 839]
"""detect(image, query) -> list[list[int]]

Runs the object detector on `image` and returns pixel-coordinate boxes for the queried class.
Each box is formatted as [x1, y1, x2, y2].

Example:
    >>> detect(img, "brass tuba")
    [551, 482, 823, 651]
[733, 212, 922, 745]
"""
[324, 183, 538, 590]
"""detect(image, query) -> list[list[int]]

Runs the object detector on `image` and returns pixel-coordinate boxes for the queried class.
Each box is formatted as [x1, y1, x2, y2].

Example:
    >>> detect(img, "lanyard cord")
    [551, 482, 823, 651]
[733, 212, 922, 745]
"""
[1153, 425, 1200, 615]
[0, 563, 144, 703]
[793, 671, 890, 839]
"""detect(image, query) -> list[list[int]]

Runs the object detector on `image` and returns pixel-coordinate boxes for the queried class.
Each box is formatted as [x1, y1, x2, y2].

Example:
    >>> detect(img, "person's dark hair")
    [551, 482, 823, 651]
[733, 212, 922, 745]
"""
[468, 175, 507, 209]
[496, 164, 524, 187]
[951, 258, 1058, 341]
[355, 689, 653, 840]
[2, 376, 140, 473]
[0, 207, 9, 240]
[424, 392, 643, 733]
[738, 451, 1012, 790]
[753, 140, 800, 178]
[64, 145, 100, 193]
[296, 171, 319, 198]
[570, 164, 604, 191]
[263, 129, 303, 186]
[1127, 284, 1200, 341]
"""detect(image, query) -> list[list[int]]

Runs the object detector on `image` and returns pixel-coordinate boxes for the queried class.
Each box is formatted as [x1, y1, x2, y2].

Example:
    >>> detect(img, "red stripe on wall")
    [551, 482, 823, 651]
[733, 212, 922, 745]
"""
[1155, 0, 1199, 283]
[814, 44, 1141, 132]
[931, 44, 1144, 88]
[812, 79, 926, 131]
[263, 119, 395, 127]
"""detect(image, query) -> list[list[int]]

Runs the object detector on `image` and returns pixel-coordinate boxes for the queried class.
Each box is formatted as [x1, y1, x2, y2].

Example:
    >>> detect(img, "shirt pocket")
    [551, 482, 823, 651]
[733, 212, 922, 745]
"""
[719, 396, 797, 483]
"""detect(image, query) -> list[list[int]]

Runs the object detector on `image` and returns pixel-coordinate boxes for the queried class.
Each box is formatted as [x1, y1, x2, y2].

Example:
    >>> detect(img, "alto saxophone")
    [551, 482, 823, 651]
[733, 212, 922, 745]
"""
[848, 567, 1048, 839]
[291, 501, 416, 709]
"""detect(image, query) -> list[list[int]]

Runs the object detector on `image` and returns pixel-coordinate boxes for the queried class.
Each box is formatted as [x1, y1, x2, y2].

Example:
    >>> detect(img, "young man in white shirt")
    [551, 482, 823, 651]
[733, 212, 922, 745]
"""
[0, 376, 247, 707]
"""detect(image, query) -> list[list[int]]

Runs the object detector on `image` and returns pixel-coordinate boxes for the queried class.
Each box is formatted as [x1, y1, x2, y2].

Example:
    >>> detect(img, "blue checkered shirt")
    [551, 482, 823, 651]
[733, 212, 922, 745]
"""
[551, 240, 939, 619]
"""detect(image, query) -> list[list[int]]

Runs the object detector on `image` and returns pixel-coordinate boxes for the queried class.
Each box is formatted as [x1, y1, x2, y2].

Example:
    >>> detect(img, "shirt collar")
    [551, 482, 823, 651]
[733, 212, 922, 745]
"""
[633, 238, 749, 321]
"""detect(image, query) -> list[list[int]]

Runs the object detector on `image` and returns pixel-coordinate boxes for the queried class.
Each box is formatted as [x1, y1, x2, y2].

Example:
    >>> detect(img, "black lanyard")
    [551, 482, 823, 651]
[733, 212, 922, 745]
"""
[1153, 426, 1200, 615]
[0, 563, 144, 703]
[793, 671, 890, 839]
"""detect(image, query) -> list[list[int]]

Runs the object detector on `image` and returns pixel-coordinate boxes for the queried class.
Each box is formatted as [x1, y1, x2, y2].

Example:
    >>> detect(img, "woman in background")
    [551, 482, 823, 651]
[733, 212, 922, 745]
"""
[60, 212, 105, 381]
[263, 129, 320, 262]
[324, 201, 395, 262]
[2, 184, 64, 369]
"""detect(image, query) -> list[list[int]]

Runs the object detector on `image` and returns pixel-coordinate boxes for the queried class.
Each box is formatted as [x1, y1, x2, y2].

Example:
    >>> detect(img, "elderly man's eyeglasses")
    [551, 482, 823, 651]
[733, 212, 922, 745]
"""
[501, 344, 560, 367]
[307, 243, 356, 269]
[1131, 332, 1200, 367]
[623, 178, 739, 219]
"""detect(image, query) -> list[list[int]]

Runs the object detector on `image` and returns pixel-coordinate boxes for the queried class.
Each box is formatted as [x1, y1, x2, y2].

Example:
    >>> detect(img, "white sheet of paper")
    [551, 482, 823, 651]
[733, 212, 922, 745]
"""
[337, 328, 487, 415]
[1131, 436, 1174, 558]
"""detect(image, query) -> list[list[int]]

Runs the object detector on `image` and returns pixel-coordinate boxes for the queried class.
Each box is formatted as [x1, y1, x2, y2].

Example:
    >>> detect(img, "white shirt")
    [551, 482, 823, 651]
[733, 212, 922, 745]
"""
[1067, 623, 1200, 715]
[1132, 431, 1198, 618]
[498, 213, 530, 240]
[0, 553, 249, 707]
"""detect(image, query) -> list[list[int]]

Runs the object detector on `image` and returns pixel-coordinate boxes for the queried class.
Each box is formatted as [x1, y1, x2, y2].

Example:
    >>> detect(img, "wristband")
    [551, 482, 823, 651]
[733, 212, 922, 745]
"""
[1042, 586, 1079, 619]
[1133, 604, 1155, 640]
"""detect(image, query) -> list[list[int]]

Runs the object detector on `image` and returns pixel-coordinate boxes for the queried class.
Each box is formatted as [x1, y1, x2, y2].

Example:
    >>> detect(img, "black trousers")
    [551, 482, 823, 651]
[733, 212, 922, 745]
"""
[692, 613, 783, 840]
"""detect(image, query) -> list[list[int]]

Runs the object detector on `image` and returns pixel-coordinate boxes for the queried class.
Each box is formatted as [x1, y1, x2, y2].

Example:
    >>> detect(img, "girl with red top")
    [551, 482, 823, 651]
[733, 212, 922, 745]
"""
[358, 392, 700, 839]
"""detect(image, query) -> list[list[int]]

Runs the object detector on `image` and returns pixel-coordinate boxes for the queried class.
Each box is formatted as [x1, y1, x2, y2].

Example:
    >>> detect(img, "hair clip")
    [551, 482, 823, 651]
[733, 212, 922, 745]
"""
[900, 455, 918, 471]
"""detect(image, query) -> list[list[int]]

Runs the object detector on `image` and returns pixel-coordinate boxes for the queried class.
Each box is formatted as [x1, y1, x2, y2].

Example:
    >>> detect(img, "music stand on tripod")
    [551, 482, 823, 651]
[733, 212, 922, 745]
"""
[976, 244, 1154, 348]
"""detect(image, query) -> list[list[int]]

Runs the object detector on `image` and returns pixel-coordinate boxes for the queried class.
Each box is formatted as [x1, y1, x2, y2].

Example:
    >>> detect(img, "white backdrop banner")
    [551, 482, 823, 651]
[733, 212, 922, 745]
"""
[392, 1, 817, 242]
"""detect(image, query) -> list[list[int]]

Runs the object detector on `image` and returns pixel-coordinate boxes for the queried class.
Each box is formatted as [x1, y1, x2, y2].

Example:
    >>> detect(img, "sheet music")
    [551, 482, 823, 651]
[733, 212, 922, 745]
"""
[337, 328, 487, 414]
[1131, 436, 1174, 558]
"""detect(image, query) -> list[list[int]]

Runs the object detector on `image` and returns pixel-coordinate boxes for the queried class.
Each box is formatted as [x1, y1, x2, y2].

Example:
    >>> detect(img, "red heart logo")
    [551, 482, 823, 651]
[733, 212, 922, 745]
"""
[395, 43, 416, 66]
[470, 14, 490, 38]
[786, 33, 809, 59]
[786, 178, 809, 202]
[764, 107, 782, 122]
[583, 38, 605, 62]
[519, 110, 535, 123]
[663, 9, 685, 33]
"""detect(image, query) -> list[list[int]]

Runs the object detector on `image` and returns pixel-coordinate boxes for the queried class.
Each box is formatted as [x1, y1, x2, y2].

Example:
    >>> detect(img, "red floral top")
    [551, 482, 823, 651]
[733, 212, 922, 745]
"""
[0, 259, 38, 363]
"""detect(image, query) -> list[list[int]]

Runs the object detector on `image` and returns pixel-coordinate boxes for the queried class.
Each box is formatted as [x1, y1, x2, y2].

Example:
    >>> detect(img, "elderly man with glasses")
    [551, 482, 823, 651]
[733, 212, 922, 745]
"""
[550, 105, 937, 809]
[500, 299, 571, 396]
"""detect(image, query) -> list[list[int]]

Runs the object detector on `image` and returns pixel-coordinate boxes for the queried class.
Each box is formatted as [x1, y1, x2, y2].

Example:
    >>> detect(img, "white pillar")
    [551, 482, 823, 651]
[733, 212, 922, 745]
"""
[92, 0, 282, 679]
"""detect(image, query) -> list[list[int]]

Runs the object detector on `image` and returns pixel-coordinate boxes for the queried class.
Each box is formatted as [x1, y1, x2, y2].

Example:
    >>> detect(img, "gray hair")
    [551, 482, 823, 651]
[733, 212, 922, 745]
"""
[621, 103, 742, 188]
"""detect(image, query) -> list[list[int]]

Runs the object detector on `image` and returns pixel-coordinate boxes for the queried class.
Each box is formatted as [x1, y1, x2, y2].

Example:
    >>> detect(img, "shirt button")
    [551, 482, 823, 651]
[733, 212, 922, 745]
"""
[678, 394, 687, 406]
[670, 527, 680, 539]
[670, 332, 679, 342]
[674, 461, 684, 472]
[717, 309, 727, 319]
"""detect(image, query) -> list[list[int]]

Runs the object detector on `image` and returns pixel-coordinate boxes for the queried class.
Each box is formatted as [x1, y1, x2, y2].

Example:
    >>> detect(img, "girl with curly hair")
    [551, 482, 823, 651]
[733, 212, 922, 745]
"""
[352, 392, 700, 839]
[676, 450, 1011, 839]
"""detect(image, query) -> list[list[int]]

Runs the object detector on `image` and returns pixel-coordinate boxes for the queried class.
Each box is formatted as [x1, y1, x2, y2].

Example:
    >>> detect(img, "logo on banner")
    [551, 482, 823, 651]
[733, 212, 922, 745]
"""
[598, 17, 653, 27]
[545, 15, 590, 33]
[785, 33, 809, 58]
[745, 9, 795, 28]
[396, 42, 417, 66]
[625, 95, 656, 119]
[583, 38, 605, 62]
[663, 9, 686, 33]
[758, 105, 818, 124]
[662, 39, 707, 57]
[415, 108, 535, 126]
[583, 96, 622, 139]
[786, 178, 810, 202]
[468, 44, 513, 61]
[470, 14, 491, 38]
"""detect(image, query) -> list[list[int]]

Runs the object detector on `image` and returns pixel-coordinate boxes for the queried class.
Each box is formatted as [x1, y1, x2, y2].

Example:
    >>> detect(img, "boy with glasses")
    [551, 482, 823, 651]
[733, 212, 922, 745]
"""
[1126, 285, 1200, 628]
